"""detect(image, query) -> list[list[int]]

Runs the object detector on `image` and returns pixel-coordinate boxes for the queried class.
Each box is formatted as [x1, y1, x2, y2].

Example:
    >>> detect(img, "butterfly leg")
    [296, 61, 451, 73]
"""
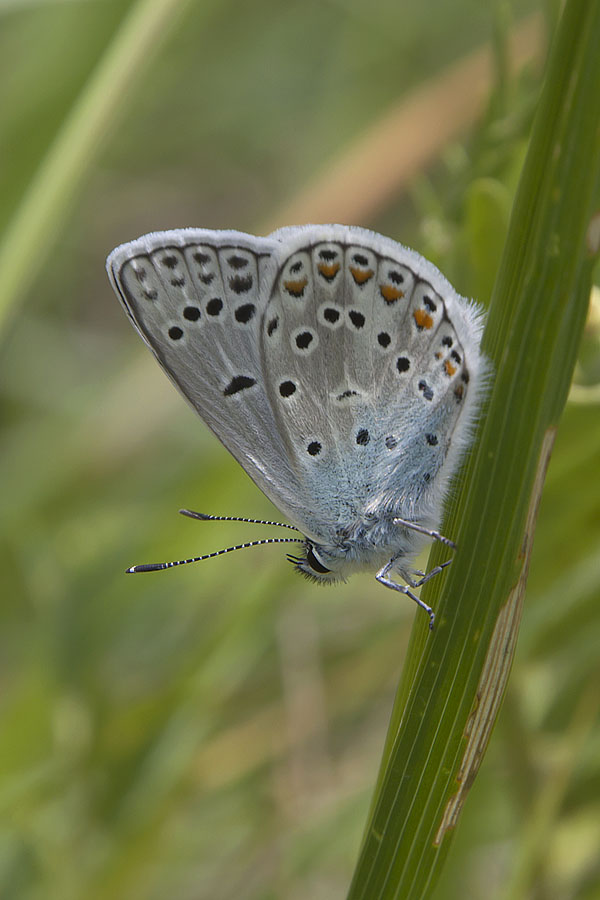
[393, 517, 456, 550]
[376, 560, 436, 630]
[400, 558, 453, 589]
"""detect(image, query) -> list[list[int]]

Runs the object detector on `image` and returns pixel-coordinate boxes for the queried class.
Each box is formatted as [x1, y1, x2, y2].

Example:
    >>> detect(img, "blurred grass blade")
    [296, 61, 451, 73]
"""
[348, 0, 600, 897]
[501, 679, 600, 900]
[0, 0, 194, 334]
[267, 12, 543, 232]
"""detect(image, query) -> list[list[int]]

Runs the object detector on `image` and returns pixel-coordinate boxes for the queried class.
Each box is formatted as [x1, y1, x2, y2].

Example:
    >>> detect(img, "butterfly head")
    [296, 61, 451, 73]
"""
[287, 540, 343, 584]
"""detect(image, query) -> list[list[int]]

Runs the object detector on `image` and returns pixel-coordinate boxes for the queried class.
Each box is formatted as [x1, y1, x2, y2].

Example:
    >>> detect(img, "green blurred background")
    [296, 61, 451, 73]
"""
[1, 1, 599, 898]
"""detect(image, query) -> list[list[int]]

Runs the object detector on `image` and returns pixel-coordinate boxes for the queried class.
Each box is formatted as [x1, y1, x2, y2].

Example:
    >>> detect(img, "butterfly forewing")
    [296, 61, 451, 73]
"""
[107, 229, 306, 520]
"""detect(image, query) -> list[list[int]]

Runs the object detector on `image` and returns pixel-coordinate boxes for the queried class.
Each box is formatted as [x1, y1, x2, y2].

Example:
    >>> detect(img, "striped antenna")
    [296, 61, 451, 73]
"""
[126, 537, 301, 574]
[179, 509, 300, 532]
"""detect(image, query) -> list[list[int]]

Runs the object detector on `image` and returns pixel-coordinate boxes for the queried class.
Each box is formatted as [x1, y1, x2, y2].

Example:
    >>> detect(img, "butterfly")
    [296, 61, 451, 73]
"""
[107, 225, 486, 628]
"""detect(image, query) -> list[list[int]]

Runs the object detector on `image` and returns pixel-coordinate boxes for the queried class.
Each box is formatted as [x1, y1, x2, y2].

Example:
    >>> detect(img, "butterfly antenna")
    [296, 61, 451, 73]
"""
[179, 509, 300, 532]
[126, 537, 301, 573]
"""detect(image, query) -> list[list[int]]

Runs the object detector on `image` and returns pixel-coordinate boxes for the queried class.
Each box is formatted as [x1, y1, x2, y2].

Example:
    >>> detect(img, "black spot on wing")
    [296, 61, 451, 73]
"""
[223, 375, 256, 396]
[279, 380, 296, 397]
[234, 303, 256, 323]
[229, 274, 253, 294]
[295, 331, 313, 350]
[348, 310, 365, 330]
[227, 255, 248, 269]
[206, 298, 223, 316]
[388, 269, 405, 284]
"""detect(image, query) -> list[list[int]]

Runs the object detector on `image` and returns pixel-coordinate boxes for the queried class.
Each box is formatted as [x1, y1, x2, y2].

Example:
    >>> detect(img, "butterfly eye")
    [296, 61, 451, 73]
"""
[306, 545, 331, 574]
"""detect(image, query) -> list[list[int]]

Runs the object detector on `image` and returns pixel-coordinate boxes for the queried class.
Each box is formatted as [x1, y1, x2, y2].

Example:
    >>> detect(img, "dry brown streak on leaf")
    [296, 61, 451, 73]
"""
[434, 427, 556, 846]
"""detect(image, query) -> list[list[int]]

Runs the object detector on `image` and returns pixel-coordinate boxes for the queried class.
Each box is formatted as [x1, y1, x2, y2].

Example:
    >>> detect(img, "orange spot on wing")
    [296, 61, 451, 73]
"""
[435, 351, 442, 359]
[350, 266, 374, 285]
[380, 284, 404, 302]
[284, 277, 308, 297]
[317, 262, 340, 280]
[414, 309, 434, 329]
[444, 359, 457, 376]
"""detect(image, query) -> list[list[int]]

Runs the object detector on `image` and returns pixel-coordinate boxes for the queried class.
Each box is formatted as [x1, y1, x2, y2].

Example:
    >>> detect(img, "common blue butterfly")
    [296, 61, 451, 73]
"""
[107, 225, 486, 628]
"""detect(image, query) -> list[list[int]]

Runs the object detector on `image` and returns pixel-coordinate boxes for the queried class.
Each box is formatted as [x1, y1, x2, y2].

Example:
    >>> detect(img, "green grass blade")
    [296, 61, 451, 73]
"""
[348, 0, 600, 897]
[0, 0, 194, 334]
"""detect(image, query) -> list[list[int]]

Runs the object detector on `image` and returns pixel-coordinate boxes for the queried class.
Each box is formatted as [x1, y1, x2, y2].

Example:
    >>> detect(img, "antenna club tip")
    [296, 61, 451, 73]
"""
[179, 509, 209, 520]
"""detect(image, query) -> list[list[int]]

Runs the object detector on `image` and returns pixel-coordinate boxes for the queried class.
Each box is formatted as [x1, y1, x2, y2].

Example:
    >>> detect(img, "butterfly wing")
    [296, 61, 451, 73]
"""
[260, 225, 486, 541]
[108, 225, 485, 544]
[107, 228, 307, 521]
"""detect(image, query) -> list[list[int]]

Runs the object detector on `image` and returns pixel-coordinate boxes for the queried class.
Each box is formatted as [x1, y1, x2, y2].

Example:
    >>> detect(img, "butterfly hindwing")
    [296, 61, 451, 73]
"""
[259, 225, 484, 539]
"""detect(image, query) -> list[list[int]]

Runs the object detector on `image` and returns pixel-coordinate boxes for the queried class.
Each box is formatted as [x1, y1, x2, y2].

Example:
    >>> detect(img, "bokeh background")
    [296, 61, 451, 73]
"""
[1, 1, 599, 898]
